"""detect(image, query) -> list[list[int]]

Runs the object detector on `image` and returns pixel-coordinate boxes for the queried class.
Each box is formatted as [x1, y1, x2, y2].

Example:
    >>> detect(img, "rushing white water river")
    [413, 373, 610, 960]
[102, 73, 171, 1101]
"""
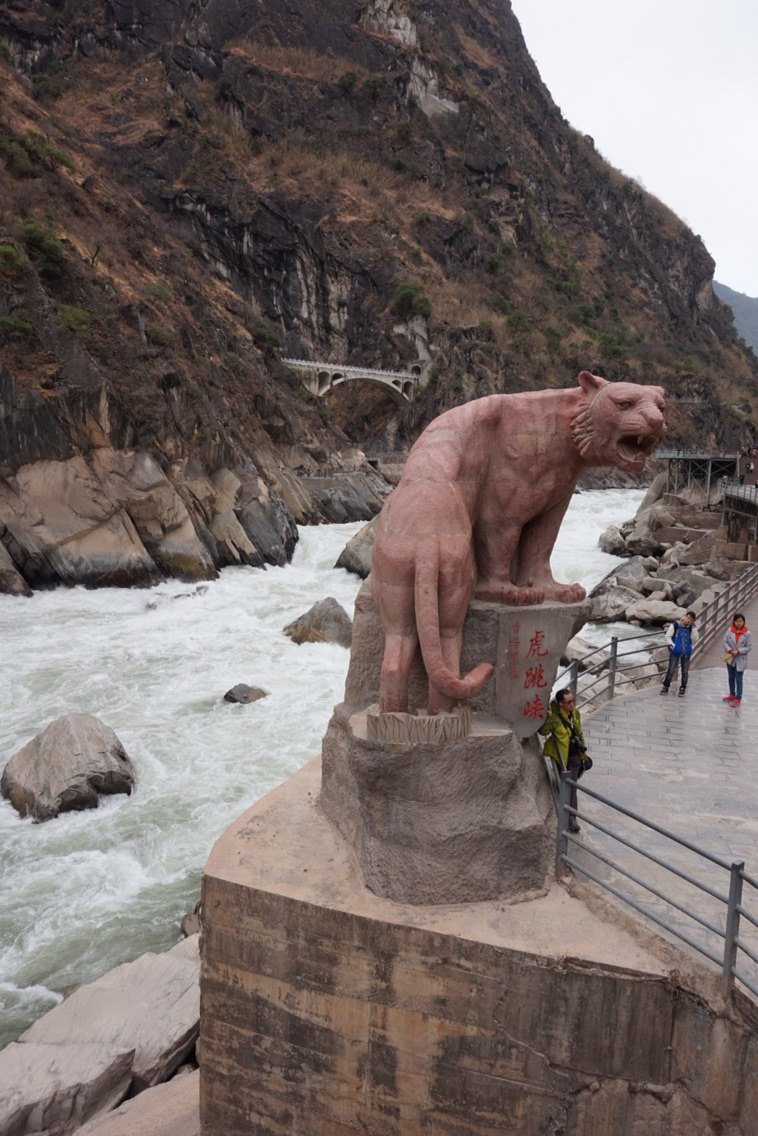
[0, 488, 642, 1047]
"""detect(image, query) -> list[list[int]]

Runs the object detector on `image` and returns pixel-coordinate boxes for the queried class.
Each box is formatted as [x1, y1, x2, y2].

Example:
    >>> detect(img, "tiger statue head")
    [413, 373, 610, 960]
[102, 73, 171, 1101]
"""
[571, 371, 666, 473]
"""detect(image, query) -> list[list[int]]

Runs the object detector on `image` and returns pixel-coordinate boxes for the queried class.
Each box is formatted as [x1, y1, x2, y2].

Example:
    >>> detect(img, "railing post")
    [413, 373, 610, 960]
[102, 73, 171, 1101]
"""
[556, 773, 570, 875]
[607, 637, 618, 700]
[569, 660, 578, 700]
[722, 860, 744, 993]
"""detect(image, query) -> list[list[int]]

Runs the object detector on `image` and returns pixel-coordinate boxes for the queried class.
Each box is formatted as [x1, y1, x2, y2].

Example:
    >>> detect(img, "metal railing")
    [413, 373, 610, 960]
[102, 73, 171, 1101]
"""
[545, 562, 758, 1001]
[558, 562, 758, 712]
[724, 484, 758, 506]
[557, 629, 665, 710]
[555, 775, 758, 998]
[692, 562, 758, 657]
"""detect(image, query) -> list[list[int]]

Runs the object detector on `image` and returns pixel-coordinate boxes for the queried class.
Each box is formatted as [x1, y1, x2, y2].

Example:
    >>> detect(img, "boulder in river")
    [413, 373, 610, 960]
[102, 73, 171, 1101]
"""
[334, 518, 377, 579]
[283, 597, 352, 648]
[223, 684, 268, 704]
[1, 713, 135, 822]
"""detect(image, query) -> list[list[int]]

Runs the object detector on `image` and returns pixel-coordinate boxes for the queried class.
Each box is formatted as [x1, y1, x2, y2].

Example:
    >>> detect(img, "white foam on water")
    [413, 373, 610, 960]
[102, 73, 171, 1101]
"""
[0, 489, 642, 1045]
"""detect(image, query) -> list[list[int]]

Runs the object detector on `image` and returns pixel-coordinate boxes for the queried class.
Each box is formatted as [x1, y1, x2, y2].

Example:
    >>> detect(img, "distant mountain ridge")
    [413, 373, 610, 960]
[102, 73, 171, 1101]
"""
[714, 282, 758, 356]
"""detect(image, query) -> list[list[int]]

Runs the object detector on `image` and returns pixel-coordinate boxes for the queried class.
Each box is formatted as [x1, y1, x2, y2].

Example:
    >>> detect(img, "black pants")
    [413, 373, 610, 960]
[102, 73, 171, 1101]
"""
[563, 751, 584, 817]
[663, 653, 690, 690]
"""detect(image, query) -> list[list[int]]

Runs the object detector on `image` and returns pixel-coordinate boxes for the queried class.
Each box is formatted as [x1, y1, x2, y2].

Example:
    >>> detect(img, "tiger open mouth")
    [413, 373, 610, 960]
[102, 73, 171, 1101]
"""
[617, 434, 660, 465]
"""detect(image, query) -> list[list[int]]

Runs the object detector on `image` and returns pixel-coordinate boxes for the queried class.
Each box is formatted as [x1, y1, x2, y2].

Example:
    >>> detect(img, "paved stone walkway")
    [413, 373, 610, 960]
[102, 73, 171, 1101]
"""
[574, 595, 758, 998]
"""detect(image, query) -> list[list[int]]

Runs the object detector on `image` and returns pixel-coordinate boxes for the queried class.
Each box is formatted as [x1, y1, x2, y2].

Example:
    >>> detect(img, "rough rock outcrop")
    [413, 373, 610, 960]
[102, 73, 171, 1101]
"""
[590, 478, 755, 627]
[0, 440, 304, 591]
[1, 713, 135, 822]
[0, 540, 32, 595]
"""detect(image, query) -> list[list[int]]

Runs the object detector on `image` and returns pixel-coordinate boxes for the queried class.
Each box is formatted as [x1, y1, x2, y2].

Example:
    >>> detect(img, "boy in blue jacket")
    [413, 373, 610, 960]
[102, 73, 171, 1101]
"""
[660, 611, 698, 696]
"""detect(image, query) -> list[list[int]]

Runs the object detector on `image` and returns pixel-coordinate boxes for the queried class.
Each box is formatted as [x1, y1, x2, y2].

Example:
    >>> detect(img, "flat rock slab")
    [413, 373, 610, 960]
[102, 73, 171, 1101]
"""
[77, 1071, 199, 1136]
[0, 1041, 134, 1136]
[0, 937, 200, 1136]
[20, 937, 199, 1092]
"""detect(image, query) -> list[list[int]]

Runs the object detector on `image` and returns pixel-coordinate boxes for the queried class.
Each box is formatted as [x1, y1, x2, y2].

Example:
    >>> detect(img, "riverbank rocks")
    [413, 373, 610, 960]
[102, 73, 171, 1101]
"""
[0, 540, 32, 596]
[1, 713, 135, 822]
[76, 1070, 200, 1136]
[591, 480, 753, 626]
[305, 470, 388, 523]
[283, 597, 352, 647]
[0, 432, 390, 595]
[0, 936, 199, 1136]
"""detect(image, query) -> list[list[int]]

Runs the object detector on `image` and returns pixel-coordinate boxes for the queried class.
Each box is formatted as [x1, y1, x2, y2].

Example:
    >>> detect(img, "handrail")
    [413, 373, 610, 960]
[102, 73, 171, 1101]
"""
[556, 775, 758, 998]
[560, 562, 758, 712]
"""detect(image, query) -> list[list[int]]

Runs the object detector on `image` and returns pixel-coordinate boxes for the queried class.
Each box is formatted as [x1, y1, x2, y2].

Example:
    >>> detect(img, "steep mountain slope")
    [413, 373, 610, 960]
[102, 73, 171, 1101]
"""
[1, 0, 757, 592]
[714, 281, 758, 356]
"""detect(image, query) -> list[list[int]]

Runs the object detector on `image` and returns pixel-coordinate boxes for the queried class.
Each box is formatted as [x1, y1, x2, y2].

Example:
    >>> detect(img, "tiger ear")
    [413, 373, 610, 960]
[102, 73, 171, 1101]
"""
[578, 370, 608, 395]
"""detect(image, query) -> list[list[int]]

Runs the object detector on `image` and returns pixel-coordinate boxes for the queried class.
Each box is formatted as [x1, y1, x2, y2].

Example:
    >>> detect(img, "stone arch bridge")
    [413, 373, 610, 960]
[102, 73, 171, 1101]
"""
[283, 358, 422, 404]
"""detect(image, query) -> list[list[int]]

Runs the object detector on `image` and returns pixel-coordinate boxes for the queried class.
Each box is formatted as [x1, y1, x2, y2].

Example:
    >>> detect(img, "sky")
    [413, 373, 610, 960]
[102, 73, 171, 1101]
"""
[509, 0, 758, 298]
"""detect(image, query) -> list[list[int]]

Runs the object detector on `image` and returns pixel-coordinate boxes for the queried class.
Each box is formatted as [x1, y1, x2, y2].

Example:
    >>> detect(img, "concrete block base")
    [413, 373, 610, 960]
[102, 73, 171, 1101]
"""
[199, 760, 758, 1136]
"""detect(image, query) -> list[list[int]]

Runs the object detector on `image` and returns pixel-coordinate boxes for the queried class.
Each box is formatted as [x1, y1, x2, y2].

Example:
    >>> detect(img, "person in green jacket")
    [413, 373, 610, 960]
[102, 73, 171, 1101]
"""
[538, 688, 591, 832]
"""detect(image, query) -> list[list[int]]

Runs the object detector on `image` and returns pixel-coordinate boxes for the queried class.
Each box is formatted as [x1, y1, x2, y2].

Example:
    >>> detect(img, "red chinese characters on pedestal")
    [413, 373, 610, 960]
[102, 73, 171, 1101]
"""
[506, 620, 522, 682]
[505, 621, 552, 721]
[526, 629, 549, 659]
[523, 694, 546, 719]
[523, 628, 549, 720]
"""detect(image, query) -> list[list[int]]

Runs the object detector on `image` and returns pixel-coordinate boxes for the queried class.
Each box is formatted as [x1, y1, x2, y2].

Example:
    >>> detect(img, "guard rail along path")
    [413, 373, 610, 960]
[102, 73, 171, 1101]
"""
[558, 561, 758, 711]
[547, 559, 758, 1000]
[556, 775, 758, 998]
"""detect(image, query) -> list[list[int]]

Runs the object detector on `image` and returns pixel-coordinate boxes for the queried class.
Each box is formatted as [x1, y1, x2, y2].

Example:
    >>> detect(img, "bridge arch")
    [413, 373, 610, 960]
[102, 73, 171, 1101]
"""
[283, 358, 422, 404]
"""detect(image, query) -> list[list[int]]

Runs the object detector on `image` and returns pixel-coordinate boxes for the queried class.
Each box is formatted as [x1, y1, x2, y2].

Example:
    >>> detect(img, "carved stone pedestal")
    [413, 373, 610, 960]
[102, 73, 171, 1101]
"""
[320, 581, 588, 905]
[320, 704, 553, 905]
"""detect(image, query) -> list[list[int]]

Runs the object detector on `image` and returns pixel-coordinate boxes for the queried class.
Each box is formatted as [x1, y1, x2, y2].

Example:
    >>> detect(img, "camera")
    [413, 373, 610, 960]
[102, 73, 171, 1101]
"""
[568, 735, 587, 758]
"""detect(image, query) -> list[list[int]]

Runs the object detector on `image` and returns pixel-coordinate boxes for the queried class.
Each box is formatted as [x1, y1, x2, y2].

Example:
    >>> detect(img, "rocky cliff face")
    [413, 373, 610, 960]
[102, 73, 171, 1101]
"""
[1, 0, 757, 592]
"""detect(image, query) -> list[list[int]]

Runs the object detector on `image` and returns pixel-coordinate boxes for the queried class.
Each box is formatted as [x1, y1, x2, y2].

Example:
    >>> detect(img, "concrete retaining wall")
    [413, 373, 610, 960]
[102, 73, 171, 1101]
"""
[199, 762, 758, 1136]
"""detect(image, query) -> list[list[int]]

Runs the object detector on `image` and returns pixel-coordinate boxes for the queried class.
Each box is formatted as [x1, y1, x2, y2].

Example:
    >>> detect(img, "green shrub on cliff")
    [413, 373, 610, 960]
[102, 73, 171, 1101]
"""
[56, 304, 90, 334]
[26, 132, 75, 172]
[20, 218, 65, 276]
[0, 135, 34, 178]
[391, 281, 432, 320]
[0, 315, 33, 339]
[0, 243, 23, 274]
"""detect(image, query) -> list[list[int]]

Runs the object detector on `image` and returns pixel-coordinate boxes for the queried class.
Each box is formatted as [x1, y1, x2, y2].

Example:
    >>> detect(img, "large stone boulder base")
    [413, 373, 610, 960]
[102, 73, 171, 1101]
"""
[1, 713, 135, 821]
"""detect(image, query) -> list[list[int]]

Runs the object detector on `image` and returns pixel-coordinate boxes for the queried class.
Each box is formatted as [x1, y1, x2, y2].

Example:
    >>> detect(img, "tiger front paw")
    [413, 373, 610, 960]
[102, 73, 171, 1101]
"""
[475, 583, 545, 606]
[544, 582, 587, 604]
